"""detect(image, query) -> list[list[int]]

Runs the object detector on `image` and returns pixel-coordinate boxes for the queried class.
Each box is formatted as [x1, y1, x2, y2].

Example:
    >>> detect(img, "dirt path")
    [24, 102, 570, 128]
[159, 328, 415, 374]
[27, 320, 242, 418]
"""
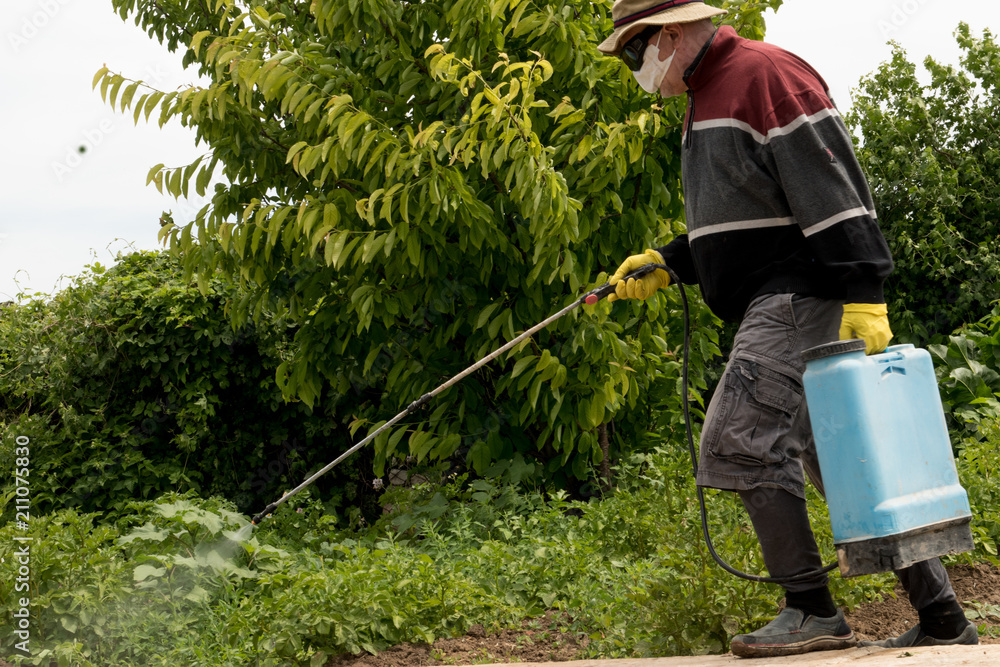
[326, 563, 1000, 667]
[478, 645, 1000, 666]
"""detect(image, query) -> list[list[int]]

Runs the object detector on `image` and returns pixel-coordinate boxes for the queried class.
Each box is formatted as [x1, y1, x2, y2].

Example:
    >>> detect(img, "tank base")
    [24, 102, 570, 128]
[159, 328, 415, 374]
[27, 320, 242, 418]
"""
[835, 517, 974, 577]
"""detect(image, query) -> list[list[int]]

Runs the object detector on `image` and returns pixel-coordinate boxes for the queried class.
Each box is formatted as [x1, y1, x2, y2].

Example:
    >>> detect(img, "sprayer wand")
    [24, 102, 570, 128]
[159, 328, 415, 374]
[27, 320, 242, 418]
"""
[250, 265, 660, 525]
[250, 262, 836, 583]
[249, 265, 838, 584]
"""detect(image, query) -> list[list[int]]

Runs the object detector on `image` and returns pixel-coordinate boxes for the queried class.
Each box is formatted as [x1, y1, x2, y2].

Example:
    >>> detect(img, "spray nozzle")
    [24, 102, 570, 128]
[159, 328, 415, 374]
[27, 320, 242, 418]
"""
[251, 500, 280, 525]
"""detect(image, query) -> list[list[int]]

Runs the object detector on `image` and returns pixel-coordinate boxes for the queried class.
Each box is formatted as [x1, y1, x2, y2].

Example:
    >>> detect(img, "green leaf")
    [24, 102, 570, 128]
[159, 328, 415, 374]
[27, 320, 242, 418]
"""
[361, 233, 387, 263]
[511, 355, 536, 378]
[133, 564, 167, 582]
[92, 66, 109, 90]
[589, 394, 605, 428]
[476, 303, 501, 330]
[190, 30, 213, 57]
[117, 524, 169, 545]
[286, 140, 309, 165]
[183, 585, 211, 603]
[488, 308, 510, 339]
[469, 441, 491, 474]
[528, 375, 543, 410]
[120, 81, 140, 111]
[325, 232, 348, 266]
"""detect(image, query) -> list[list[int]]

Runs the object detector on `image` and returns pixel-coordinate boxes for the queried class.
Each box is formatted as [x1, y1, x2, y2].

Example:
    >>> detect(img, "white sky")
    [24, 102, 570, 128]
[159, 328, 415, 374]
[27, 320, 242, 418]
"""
[1, 0, 998, 301]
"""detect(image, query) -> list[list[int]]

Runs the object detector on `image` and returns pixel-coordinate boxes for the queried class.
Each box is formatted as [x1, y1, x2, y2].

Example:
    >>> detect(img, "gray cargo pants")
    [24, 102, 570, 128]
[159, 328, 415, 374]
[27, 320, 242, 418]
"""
[696, 293, 955, 607]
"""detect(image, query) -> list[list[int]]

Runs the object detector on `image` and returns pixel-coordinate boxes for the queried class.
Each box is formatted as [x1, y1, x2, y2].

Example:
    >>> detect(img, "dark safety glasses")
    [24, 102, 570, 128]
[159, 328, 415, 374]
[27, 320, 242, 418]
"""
[620, 25, 663, 71]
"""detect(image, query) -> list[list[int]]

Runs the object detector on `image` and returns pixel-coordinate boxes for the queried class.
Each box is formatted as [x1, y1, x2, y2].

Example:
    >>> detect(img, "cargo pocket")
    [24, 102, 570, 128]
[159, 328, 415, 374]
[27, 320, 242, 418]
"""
[704, 359, 803, 467]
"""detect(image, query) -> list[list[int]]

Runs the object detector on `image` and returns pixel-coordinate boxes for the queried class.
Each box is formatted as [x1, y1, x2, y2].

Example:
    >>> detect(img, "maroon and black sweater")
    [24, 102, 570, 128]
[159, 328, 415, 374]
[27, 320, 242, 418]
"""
[656, 26, 893, 323]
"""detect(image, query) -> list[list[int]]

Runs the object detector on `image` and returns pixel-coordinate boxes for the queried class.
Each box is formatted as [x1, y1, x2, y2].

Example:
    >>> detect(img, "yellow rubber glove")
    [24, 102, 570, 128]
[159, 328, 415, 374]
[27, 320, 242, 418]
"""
[607, 249, 671, 302]
[840, 303, 893, 355]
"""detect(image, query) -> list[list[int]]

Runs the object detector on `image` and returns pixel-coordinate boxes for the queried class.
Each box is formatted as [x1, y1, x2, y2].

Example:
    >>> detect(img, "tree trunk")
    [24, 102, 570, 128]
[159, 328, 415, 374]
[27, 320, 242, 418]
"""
[598, 421, 612, 491]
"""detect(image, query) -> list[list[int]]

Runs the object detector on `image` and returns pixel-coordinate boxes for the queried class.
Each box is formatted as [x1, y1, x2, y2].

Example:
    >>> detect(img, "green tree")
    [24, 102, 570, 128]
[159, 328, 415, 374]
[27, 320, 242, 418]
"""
[847, 23, 1000, 344]
[97, 0, 781, 485]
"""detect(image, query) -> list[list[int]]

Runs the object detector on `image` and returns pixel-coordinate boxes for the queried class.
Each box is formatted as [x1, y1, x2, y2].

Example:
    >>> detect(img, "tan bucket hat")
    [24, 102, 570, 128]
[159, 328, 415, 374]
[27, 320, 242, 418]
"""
[597, 0, 727, 56]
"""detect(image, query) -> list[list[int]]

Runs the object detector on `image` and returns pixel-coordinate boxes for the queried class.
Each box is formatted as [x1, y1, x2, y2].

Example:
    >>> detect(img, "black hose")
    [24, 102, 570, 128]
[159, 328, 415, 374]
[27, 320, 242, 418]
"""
[657, 263, 838, 584]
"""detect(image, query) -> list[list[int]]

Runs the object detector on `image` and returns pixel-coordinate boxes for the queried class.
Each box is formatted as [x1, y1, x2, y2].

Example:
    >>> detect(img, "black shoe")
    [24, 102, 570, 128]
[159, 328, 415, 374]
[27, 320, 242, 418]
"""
[860, 621, 978, 648]
[731, 607, 856, 658]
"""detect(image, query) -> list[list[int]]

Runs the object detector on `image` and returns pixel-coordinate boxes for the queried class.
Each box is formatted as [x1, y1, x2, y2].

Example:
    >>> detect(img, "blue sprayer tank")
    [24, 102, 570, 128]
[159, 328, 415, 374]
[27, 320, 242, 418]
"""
[801, 340, 973, 577]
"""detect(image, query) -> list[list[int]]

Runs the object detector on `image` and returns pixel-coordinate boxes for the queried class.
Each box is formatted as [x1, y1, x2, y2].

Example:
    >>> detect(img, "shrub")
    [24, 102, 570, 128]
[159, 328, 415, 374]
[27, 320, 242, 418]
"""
[0, 251, 378, 521]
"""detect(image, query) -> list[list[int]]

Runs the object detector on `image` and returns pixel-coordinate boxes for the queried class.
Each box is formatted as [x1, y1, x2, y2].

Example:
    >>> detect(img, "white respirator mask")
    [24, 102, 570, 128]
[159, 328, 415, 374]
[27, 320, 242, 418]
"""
[633, 31, 675, 95]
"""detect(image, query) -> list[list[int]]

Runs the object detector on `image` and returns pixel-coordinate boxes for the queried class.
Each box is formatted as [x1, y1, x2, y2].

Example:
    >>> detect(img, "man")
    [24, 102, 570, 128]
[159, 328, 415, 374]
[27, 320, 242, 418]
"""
[596, 0, 979, 658]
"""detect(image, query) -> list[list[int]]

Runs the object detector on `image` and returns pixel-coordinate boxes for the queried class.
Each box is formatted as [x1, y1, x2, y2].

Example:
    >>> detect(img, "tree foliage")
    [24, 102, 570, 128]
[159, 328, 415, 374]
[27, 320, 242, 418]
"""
[847, 24, 1000, 344]
[96, 0, 782, 483]
[0, 252, 378, 519]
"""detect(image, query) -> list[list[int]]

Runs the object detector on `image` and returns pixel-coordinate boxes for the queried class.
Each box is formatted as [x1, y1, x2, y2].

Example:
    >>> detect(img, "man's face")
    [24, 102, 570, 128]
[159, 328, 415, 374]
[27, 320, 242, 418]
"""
[621, 24, 687, 99]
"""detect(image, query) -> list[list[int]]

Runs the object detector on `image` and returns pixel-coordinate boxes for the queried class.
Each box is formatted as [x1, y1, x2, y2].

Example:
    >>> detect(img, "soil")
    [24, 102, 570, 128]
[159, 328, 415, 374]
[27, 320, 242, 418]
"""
[322, 563, 1000, 667]
[844, 562, 1000, 644]
[323, 612, 589, 667]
